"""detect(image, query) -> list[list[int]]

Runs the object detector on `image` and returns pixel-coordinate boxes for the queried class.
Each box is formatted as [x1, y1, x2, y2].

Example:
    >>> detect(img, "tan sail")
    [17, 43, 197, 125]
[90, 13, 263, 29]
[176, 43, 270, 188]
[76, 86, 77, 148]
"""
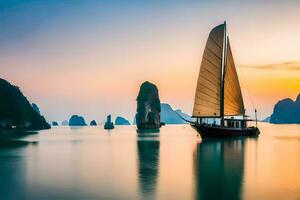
[224, 40, 245, 116]
[192, 24, 225, 117]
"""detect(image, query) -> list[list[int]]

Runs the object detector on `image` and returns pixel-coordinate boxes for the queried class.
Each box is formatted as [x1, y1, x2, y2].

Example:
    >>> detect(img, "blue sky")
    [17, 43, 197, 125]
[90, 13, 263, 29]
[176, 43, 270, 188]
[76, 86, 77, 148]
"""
[1, 0, 300, 123]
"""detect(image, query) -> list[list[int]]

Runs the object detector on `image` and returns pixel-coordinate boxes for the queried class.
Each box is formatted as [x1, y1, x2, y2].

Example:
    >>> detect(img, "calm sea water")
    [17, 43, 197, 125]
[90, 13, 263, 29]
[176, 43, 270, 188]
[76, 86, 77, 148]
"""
[0, 123, 299, 200]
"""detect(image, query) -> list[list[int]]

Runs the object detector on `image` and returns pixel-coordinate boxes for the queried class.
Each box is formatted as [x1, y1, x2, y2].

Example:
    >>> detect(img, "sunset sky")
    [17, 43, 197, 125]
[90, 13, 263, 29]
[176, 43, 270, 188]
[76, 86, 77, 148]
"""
[1, 0, 300, 123]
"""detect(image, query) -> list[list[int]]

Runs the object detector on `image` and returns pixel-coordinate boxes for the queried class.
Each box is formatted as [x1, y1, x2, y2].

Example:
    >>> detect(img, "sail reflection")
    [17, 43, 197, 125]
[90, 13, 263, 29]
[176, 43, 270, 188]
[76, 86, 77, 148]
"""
[137, 135, 160, 199]
[194, 138, 252, 200]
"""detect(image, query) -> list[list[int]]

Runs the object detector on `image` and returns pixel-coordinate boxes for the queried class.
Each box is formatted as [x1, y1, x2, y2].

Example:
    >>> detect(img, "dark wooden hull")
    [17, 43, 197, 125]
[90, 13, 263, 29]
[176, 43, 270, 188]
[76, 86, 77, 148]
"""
[191, 124, 259, 139]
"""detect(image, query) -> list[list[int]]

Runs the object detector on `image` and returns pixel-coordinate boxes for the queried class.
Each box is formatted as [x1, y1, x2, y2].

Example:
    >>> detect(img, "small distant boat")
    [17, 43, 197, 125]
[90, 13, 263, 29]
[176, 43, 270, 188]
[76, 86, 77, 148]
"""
[190, 22, 259, 139]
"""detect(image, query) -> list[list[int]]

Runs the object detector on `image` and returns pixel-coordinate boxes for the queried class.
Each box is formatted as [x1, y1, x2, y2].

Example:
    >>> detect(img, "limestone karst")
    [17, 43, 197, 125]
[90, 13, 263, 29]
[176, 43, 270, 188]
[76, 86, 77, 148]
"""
[69, 115, 87, 126]
[104, 115, 114, 129]
[0, 78, 50, 130]
[90, 120, 97, 126]
[270, 94, 300, 124]
[136, 81, 161, 130]
[115, 116, 130, 125]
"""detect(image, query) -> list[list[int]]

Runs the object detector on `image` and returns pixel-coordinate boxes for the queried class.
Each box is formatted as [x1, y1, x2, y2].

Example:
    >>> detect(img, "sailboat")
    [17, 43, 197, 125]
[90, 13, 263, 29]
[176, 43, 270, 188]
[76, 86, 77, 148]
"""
[191, 22, 260, 139]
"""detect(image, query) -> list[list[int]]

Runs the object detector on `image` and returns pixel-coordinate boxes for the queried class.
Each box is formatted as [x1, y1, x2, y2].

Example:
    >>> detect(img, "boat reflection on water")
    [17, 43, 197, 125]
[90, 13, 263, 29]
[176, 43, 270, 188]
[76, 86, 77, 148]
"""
[194, 137, 256, 200]
[137, 132, 160, 199]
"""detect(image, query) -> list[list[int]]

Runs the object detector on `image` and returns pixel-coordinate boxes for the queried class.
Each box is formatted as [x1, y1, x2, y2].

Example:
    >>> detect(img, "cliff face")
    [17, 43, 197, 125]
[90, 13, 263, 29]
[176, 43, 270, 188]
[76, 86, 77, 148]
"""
[0, 78, 50, 130]
[270, 94, 300, 124]
[136, 81, 161, 129]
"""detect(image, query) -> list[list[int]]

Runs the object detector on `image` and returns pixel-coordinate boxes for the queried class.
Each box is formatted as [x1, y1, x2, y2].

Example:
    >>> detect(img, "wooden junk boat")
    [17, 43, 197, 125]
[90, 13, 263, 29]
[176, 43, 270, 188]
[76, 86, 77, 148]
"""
[190, 22, 259, 139]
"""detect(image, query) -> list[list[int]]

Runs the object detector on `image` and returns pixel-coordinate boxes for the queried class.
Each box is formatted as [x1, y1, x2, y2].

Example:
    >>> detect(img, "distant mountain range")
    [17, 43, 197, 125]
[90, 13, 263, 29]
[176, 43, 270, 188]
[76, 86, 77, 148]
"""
[160, 103, 185, 124]
[270, 94, 300, 124]
[61, 120, 69, 126]
[175, 109, 193, 122]
[160, 103, 192, 124]
[261, 116, 270, 123]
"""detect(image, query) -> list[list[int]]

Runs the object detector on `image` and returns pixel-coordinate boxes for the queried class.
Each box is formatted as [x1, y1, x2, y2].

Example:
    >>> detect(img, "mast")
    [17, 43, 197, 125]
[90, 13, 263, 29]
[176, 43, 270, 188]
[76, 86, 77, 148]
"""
[220, 21, 228, 126]
[255, 109, 258, 128]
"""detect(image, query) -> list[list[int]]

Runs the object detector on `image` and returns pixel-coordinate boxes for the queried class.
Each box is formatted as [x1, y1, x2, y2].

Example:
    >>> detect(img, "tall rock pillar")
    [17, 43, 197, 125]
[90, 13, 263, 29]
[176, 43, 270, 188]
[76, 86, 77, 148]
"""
[136, 81, 161, 130]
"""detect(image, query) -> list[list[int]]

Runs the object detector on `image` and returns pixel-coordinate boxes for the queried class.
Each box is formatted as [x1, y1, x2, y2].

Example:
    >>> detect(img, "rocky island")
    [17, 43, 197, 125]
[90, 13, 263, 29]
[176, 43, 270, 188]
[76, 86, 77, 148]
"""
[61, 120, 69, 126]
[104, 115, 114, 129]
[52, 121, 58, 126]
[69, 115, 87, 126]
[115, 116, 130, 125]
[0, 78, 50, 130]
[135, 81, 161, 130]
[90, 120, 97, 126]
[270, 93, 300, 124]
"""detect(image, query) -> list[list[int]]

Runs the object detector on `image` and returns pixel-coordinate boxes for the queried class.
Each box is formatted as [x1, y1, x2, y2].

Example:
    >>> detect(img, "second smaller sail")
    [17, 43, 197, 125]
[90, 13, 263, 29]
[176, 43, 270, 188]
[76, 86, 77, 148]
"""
[223, 40, 245, 116]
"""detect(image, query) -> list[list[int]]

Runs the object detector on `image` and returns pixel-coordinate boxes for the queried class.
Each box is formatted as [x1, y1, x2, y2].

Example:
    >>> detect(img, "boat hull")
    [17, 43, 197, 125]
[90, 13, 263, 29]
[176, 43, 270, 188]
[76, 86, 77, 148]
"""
[191, 124, 259, 139]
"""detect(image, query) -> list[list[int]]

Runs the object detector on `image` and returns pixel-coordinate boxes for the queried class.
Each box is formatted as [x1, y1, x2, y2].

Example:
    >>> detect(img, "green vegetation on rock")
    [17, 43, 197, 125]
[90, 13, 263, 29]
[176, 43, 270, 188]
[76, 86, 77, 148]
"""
[0, 78, 50, 130]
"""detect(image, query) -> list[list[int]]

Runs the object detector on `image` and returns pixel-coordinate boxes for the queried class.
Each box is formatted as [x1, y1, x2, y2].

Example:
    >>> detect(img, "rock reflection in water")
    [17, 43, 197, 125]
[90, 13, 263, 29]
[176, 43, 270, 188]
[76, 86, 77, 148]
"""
[137, 133, 160, 199]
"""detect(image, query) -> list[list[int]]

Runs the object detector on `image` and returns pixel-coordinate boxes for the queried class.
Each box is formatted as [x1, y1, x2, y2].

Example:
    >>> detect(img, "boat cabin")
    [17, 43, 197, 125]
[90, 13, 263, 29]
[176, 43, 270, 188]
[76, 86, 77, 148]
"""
[225, 118, 247, 129]
[195, 117, 250, 129]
